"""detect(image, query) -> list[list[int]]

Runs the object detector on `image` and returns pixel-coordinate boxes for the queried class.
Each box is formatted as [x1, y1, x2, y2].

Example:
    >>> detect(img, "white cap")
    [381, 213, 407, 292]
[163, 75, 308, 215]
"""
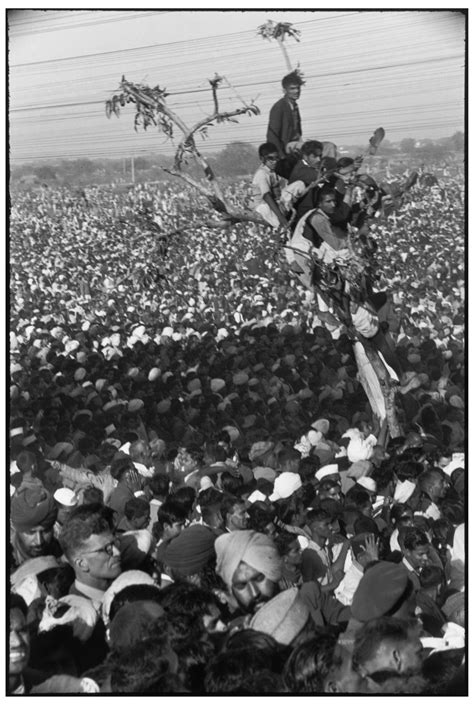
[247, 490, 268, 504]
[269, 472, 302, 501]
[443, 453, 464, 477]
[357, 477, 377, 493]
[315, 464, 339, 482]
[54, 488, 78, 507]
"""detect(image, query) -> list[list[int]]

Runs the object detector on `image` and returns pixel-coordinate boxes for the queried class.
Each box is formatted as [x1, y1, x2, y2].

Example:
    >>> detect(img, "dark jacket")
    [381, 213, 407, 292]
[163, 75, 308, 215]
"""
[267, 97, 302, 157]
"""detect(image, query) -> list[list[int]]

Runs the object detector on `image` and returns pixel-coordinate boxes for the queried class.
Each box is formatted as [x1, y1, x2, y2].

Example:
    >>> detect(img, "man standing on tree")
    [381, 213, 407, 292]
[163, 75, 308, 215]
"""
[267, 71, 337, 180]
[267, 70, 305, 159]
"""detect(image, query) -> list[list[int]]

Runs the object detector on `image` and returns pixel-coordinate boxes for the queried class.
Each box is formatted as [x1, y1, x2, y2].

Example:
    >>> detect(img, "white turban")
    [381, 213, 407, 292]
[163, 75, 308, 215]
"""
[215, 530, 282, 590]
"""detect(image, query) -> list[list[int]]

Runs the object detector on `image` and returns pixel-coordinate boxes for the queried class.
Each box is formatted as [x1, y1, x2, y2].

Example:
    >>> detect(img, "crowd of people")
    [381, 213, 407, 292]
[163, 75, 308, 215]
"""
[9, 91, 465, 694]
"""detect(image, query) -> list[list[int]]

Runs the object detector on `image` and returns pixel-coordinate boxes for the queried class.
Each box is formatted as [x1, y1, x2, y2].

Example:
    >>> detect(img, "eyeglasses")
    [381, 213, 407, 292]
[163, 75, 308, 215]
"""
[81, 539, 117, 557]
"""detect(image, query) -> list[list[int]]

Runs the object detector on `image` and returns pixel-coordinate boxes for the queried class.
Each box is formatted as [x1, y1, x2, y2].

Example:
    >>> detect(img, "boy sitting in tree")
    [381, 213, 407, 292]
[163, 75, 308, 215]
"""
[251, 142, 289, 229]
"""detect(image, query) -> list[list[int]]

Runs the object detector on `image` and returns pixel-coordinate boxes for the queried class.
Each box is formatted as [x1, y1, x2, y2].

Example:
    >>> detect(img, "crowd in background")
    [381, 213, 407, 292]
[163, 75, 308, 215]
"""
[9, 159, 465, 694]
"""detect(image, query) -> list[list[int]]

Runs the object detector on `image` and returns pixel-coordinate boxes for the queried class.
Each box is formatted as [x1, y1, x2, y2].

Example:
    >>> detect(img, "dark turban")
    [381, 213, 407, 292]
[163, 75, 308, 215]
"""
[351, 561, 411, 622]
[163, 524, 217, 577]
[11, 487, 57, 532]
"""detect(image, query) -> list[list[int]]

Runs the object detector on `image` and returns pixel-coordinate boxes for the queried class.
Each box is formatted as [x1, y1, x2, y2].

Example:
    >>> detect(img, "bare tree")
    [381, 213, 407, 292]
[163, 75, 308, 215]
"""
[106, 75, 272, 230]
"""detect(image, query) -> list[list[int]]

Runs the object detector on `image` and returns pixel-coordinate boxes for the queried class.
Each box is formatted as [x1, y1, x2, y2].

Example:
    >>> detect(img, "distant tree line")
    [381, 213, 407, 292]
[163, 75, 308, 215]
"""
[10, 132, 463, 189]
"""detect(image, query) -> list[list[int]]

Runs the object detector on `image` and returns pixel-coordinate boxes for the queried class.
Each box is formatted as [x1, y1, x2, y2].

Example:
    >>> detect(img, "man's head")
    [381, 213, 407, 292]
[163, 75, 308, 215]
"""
[352, 617, 423, 692]
[11, 487, 57, 559]
[336, 157, 356, 182]
[301, 140, 323, 168]
[418, 468, 448, 503]
[9, 593, 30, 691]
[156, 499, 188, 541]
[147, 473, 170, 500]
[306, 507, 334, 542]
[215, 530, 282, 614]
[124, 497, 151, 530]
[129, 440, 152, 468]
[276, 447, 301, 474]
[59, 504, 121, 589]
[282, 70, 304, 100]
[390, 503, 414, 529]
[15, 450, 38, 476]
[199, 488, 225, 531]
[317, 478, 342, 502]
[400, 527, 431, 571]
[110, 456, 136, 484]
[258, 143, 279, 171]
[221, 494, 249, 532]
[316, 187, 337, 216]
[345, 487, 373, 517]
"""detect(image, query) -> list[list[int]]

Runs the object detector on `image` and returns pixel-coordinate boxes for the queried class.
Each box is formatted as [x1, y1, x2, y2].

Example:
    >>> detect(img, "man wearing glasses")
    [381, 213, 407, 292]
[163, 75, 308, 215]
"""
[59, 504, 122, 607]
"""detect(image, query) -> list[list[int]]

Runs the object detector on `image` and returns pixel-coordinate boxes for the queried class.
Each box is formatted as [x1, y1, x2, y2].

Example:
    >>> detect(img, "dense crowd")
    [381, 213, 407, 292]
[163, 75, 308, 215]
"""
[9, 158, 465, 694]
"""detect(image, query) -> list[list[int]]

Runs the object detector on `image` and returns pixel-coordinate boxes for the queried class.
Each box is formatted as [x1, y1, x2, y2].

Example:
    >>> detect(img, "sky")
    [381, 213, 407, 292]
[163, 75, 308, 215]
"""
[8, 8, 466, 163]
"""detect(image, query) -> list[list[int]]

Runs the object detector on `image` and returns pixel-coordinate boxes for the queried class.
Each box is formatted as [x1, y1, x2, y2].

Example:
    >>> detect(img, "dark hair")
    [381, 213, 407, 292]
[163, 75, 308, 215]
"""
[247, 501, 276, 533]
[37, 564, 75, 599]
[419, 564, 446, 590]
[301, 140, 323, 157]
[336, 157, 355, 169]
[108, 636, 176, 692]
[220, 471, 243, 495]
[157, 499, 188, 528]
[316, 185, 336, 206]
[15, 450, 37, 474]
[170, 486, 196, 516]
[318, 478, 340, 494]
[159, 582, 220, 623]
[147, 473, 170, 498]
[277, 447, 301, 468]
[204, 441, 228, 463]
[345, 487, 372, 511]
[124, 497, 150, 521]
[353, 617, 417, 672]
[402, 527, 430, 552]
[82, 486, 104, 505]
[353, 516, 379, 536]
[258, 142, 279, 159]
[273, 530, 299, 557]
[9, 592, 28, 616]
[110, 456, 134, 482]
[390, 503, 413, 525]
[306, 506, 331, 524]
[108, 584, 163, 624]
[298, 456, 320, 482]
[227, 669, 287, 694]
[204, 647, 278, 693]
[220, 493, 245, 525]
[418, 468, 444, 493]
[396, 460, 424, 481]
[283, 632, 337, 693]
[282, 70, 304, 88]
[59, 503, 113, 560]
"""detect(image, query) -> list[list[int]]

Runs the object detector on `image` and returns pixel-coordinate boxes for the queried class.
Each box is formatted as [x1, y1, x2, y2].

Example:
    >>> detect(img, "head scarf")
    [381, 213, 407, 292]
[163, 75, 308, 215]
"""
[215, 530, 282, 590]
